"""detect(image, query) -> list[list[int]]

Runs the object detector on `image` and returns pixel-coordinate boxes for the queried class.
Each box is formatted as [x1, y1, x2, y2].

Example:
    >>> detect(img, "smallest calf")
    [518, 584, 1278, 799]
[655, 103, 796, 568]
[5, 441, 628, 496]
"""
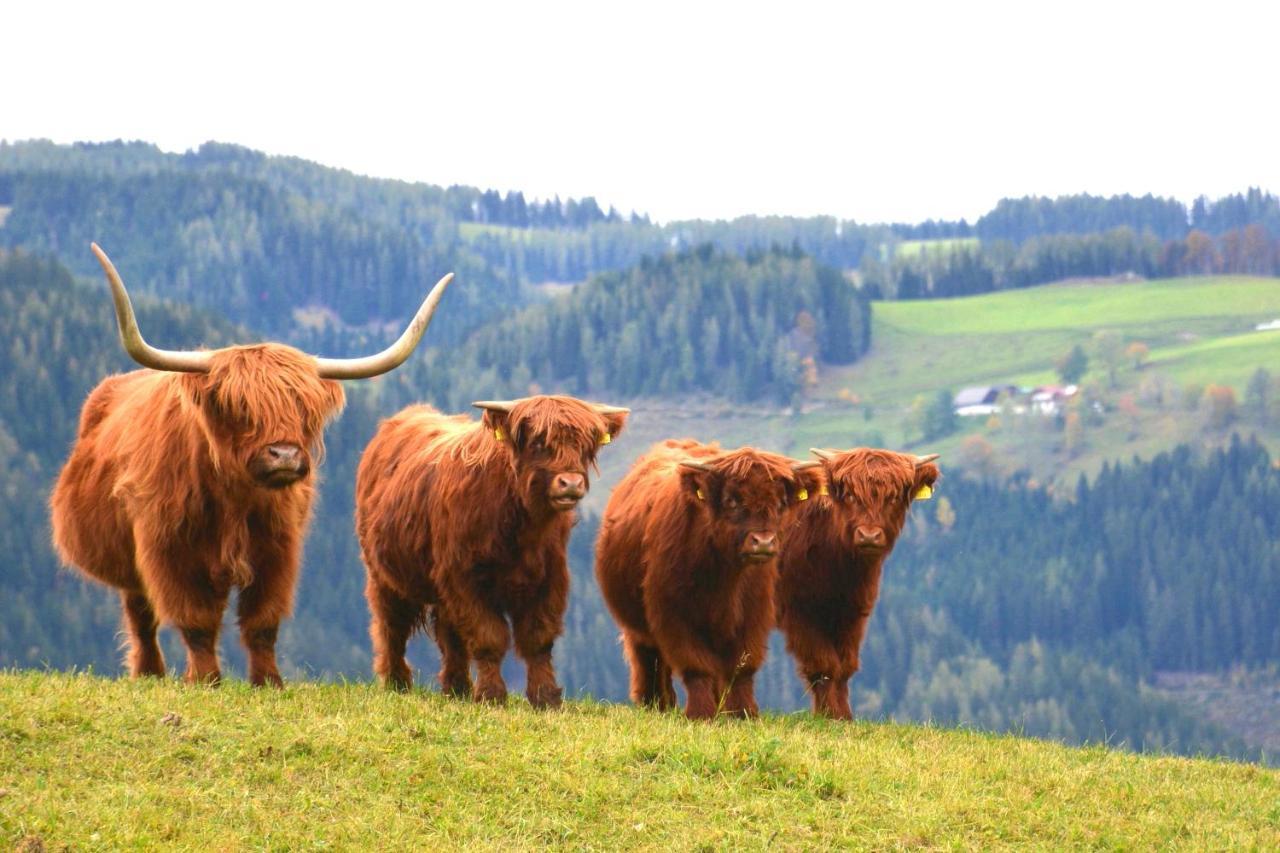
[777, 447, 939, 720]
[596, 439, 820, 720]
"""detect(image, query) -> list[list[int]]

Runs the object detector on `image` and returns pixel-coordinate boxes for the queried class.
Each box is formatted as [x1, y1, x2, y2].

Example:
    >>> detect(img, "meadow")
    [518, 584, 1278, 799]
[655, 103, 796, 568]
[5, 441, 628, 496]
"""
[1, 673, 1276, 849]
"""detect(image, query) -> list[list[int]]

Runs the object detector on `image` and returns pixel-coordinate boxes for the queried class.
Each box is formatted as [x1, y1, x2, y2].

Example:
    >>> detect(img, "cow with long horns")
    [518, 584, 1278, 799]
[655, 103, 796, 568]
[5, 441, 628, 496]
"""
[595, 439, 822, 720]
[50, 244, 453, 686]
[776, 447, 940, 719]
[355, 395, 627, 707]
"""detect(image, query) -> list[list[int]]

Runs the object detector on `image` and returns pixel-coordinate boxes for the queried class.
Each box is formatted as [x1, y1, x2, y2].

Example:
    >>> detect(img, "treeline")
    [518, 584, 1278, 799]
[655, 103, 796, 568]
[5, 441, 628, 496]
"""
[8, 142, 1278, 310]
[975, 189, 1280, 243]
[405, 245, 872, 408]
[0, 139, 640, 231]
[862, 225, 1280, 300]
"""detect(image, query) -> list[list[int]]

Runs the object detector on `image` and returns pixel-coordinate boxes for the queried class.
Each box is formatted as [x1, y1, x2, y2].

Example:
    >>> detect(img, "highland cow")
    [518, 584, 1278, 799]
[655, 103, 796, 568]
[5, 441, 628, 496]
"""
[595, 439, 821, 720]
[50, 244, 453, 685]
[355, 395, 627, 707]
[776, 447, 940, 719]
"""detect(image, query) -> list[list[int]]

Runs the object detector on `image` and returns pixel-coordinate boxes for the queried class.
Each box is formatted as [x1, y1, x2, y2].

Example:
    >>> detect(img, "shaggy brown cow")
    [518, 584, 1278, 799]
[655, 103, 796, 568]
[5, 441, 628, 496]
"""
[50, 244, 453, 686]
[356, 395, 627, 707]
[776, 447, 940, 719]
[595, 439, 821, 720]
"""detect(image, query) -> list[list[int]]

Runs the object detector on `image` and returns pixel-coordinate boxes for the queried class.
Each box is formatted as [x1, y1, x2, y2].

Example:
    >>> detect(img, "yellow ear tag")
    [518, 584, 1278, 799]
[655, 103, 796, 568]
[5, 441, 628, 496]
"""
[818, 484, 829, 496]
[600, 432, 611, 445]
[696, 488, 705, 501]
[494, 427, 505, 442]
[915, 484, 934, 500]
[797, 488, 809, 502]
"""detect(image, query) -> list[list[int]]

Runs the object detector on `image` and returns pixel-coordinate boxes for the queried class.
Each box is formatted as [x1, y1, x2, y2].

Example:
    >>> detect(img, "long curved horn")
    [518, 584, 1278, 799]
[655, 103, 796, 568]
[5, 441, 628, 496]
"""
[679, 461, 714, 472]
[809, 447, 838, 462]
[592, 403, 631, 415]
[914, 453, 941, 467]
[315, 272, 455, 379]
[473, 400, 519, 413]
[92, 243, 214, 373]
[792, 461, 823, 471]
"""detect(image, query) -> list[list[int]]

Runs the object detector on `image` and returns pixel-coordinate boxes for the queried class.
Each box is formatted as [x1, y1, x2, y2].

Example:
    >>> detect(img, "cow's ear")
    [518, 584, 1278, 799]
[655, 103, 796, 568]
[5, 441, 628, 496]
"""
[600, 410, 628, 443]
[912, 460, 940, 500]
[679, 463, 718, 506]
[480, 408, 514, 446]
[787, 463, 825, 505]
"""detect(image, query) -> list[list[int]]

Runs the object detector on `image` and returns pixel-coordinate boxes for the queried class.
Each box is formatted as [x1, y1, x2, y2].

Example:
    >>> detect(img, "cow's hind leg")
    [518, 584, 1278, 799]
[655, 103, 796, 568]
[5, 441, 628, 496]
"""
[367, 579, 424, 691]
[431, 608, 472, 698]
[121, 591, 165, 678]
[623, 634, 674, 710]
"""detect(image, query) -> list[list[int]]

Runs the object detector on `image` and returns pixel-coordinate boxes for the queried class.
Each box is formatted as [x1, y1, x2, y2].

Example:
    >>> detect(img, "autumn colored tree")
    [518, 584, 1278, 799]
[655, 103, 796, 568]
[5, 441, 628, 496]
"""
[1202, 384, 1237, 430]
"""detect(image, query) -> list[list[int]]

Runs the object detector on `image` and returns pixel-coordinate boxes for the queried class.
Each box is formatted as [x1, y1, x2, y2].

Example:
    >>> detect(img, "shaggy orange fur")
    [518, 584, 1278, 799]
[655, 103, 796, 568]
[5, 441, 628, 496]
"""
[595, 439, 821, 720]
[776, 448, 940, 719]
[50, 344, 345, 685]
[355, 395, 626, 707]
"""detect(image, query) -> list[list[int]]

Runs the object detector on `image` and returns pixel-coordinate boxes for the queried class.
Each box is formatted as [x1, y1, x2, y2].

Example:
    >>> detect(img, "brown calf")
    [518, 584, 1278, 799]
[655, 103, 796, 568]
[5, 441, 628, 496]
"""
[595, 439, 820, 720]
[776, 447, 939, 719]
[356, 395, 627, 707]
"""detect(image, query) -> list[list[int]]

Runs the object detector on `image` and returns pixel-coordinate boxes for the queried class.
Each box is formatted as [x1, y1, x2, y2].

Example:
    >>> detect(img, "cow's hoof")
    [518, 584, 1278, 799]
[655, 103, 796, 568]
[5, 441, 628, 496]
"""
[440, 675, 472, 699]
[474, 682, 508, 705]
[528, 684, 563, 710]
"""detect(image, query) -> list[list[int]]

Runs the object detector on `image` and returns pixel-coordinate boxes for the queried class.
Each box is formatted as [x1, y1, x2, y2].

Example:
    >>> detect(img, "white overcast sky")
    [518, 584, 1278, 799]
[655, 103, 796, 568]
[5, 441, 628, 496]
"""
[6, 1, 1278, 224]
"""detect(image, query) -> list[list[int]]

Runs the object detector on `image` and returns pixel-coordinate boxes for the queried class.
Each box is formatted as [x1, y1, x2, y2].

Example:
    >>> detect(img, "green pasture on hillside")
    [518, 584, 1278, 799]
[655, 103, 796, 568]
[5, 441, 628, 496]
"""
[894, 237, 980, 259]
[1, 673, 1276, 849]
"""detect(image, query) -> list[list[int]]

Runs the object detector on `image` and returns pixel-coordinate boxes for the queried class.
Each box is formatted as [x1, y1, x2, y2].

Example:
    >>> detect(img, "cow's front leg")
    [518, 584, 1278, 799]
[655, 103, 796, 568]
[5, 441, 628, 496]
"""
[722, 667, 760, 719]
[439, 567, 511, 704]
[650, 611, 725, 721]
[136, 544, 226, 684]
[237, 532, 307, 687]
[510, 559, 569, 709]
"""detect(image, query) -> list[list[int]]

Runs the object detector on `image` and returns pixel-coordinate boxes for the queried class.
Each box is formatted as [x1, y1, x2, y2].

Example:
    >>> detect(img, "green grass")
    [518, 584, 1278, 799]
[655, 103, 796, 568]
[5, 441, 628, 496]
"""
[874, 276, 1280, 335]
[459, 222, 538, 243]
[1, 673, 1276, 849]
[895, 237, 980, 259]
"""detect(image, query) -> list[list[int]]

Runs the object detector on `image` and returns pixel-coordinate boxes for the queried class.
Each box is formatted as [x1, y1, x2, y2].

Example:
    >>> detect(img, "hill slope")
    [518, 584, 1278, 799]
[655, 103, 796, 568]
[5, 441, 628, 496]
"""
[1, 674, 1276, 849]
[785, 274, 1280, 483]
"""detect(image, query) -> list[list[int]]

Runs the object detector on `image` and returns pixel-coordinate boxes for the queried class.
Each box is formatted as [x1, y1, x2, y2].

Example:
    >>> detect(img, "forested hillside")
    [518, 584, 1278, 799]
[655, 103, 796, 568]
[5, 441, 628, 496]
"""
[405, 245, 871, 408]
[3, 250, 1273, 763]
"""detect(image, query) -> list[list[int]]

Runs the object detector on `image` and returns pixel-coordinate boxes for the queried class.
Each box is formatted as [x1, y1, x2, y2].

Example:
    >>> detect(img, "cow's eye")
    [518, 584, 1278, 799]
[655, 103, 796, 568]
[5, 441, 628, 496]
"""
[725, 496, 738, 509]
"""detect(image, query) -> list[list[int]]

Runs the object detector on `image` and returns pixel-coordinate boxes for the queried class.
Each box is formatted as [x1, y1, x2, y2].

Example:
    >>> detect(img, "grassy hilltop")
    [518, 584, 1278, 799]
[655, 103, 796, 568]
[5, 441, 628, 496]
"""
[1, 673, 1276, 849]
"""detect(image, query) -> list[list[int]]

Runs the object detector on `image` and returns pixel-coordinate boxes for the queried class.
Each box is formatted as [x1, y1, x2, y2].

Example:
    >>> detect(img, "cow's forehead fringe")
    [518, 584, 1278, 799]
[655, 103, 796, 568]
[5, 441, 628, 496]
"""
[705, 448, 797, 486]
[827, 449, 917, 490]
[507, 396, 608, 445]
[198, 343, 343, 439]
